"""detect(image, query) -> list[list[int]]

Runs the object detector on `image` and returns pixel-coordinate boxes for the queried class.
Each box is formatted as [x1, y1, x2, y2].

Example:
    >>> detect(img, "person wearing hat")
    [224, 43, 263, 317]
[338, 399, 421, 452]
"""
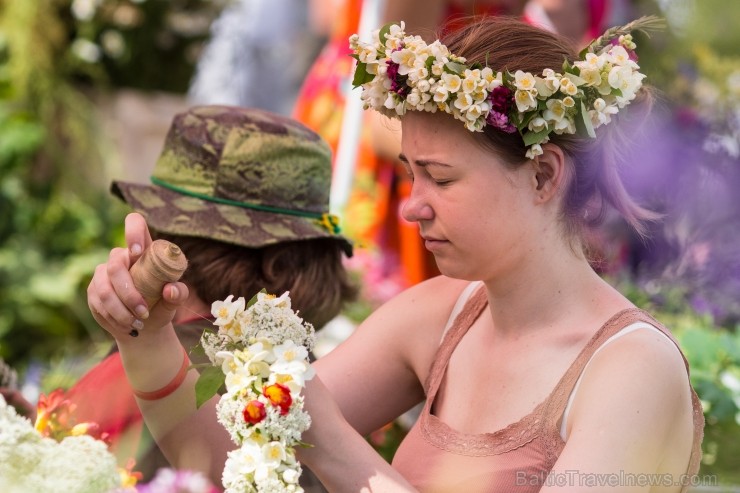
[70, 105, 356, 484]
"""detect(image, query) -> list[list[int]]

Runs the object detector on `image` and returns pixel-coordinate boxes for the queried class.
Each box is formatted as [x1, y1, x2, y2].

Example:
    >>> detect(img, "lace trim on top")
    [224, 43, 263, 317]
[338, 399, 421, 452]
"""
[418, 287, 682, 459]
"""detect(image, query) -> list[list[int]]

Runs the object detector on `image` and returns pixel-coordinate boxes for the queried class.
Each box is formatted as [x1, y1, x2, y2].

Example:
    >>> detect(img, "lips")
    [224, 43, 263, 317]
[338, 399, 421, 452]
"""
[420, 233, 445, 242]
[421, 234, 448, 251]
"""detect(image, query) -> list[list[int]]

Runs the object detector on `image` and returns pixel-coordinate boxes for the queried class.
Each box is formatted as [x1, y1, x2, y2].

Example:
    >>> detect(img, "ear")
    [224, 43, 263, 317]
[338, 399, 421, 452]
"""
[529, 143, 567, 204]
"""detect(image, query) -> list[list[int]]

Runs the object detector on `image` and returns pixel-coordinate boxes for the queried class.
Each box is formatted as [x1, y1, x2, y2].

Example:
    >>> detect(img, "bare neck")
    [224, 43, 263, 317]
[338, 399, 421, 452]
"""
[482, 241, 624, 339]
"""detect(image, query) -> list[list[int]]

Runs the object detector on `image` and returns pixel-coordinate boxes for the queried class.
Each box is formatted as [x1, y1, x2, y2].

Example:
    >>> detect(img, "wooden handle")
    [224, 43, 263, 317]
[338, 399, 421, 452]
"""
[129, 239, 188, 309]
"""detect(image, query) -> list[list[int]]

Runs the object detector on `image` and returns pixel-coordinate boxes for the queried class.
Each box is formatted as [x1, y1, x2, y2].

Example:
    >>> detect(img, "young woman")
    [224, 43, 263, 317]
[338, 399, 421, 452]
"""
[88, 18, 703, 492]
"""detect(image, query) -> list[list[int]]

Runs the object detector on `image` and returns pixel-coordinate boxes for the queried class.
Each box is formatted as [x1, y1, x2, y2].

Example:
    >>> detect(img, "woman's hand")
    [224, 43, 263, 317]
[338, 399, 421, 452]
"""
[87, 212, 189, 341]
[297, 373, 419, 492]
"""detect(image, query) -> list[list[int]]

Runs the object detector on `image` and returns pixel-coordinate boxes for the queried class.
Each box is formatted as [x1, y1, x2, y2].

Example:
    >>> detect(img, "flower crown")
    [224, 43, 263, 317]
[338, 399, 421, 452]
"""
[350, 17, 663, 159]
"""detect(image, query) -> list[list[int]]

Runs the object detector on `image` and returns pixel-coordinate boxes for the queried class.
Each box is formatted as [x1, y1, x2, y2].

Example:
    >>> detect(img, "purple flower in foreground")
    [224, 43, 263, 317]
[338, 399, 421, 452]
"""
[137, 468, 219, 493]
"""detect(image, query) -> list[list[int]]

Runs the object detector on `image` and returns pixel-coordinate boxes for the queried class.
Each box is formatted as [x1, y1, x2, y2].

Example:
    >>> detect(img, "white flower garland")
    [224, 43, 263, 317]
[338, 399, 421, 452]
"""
[200, 292, 315, 493]
[350, 18, 659, 159]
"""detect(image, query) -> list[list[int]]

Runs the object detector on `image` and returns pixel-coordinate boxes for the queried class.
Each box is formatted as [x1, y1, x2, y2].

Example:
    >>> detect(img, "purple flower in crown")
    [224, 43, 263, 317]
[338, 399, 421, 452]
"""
[486, 86, 516, 133]
[386, 61, 402, 92]
[387, 48, 410, 96]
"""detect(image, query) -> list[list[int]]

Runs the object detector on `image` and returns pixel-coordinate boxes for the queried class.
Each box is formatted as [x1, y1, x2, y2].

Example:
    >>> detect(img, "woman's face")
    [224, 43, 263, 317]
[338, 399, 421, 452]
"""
[400, 112, 542, 281]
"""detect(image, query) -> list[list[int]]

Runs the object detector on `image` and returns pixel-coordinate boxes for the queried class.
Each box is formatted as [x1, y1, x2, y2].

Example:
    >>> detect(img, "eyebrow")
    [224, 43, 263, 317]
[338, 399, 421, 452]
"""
[397, 153, 452, 168]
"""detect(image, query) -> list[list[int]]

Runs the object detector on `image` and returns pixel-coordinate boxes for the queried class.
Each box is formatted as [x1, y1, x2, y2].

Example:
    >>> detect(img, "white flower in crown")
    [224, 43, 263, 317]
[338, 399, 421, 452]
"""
[526, 143, 545, 160]
[591, 97, 620, 126]
[349, 18, 658, 158]
[514, 89, 538, 112]
[607, 45, 636, 68]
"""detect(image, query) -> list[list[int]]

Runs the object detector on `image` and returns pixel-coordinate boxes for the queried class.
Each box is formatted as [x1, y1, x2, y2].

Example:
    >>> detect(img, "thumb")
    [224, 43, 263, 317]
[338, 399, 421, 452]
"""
[158, 282, 190, 312]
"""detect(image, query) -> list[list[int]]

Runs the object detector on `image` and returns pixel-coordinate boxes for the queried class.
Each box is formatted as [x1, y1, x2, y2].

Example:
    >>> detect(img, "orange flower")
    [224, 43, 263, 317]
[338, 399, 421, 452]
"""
[243, 400, 266, 424]
[263, 383, 292, 415]
[35, 389, 74, 438]
[34, 388, 102, 442]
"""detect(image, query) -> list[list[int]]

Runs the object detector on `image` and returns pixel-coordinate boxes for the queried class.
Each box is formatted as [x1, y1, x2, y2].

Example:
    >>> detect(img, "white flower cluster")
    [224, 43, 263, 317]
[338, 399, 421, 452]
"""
[201, 292, 315, 493]
[0, 396, 122, 493]
[350, 22, 647, 159]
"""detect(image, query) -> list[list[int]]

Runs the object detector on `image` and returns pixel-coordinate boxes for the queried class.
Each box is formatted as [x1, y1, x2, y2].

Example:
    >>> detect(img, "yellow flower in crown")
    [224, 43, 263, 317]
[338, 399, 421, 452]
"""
[349, 17, 664, 159]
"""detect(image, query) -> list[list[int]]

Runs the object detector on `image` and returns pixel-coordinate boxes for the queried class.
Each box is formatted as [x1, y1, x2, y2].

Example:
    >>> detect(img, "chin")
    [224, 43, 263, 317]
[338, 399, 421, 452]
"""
[435, 261, 479, 282]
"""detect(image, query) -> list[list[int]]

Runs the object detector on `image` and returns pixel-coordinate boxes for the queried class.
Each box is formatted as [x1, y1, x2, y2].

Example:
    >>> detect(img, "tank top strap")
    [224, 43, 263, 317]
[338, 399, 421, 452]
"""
[538, 308, 652, 428]
[536, 307, 704, 481]
[611, 310, 705, 481]
[423, 285, 489, 396]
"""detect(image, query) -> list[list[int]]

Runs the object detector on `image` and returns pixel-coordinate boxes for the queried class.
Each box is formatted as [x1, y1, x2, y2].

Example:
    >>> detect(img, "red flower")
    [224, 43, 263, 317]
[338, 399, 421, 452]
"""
[263, 383, 292, 415]
[243, 400, 266, 424]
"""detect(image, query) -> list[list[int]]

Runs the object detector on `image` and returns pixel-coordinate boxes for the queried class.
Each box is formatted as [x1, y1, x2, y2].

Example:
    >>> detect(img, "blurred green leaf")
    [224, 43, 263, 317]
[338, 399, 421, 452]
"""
[195, 366, 225, 409]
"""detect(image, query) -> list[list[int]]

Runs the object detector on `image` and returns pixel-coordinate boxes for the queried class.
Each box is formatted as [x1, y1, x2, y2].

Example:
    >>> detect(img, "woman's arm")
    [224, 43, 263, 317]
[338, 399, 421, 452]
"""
[297, 374, 419, 492]
[541, 328, 695, 492]
[88, 213, 232, 485]
[294, 276, 469, 491]
[89, 213, 468, 488]
[313, 275, 468, 435]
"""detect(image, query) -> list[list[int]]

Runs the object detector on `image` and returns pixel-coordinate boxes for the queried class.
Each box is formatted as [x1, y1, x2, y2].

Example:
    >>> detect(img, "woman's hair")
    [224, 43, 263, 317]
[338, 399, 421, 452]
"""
[153, 232, 358, 329]
[439, 16, 660, 240]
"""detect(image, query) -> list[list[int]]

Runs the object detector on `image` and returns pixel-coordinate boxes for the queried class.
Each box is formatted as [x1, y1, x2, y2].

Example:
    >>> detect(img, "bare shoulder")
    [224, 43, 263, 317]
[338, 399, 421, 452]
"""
[359, 275, 474, 385]
[556, 321, 695, 481]
[313, 276, 473, 434]
[361, 275, 472, 334]
[585, 324, 690, 401]
[571, 323, 692, 427]
[366, 276, 472, 343]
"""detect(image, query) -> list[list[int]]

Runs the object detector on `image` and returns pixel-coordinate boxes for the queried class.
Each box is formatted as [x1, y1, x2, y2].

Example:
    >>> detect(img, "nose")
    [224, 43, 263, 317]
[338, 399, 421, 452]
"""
[401, 182, 434, 223]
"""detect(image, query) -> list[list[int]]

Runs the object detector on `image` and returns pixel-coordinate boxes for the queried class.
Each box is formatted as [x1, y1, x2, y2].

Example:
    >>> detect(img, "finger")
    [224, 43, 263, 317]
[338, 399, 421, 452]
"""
[124, 212, 153, 262]
[108, 247, 150, 320]
[89, 261, 141, 336]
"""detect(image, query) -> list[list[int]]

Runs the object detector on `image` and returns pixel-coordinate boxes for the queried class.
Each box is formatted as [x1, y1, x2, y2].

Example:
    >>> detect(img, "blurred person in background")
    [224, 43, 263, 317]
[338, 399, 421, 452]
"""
[56, 105, 355, 486]
[188, 0, 325, 115]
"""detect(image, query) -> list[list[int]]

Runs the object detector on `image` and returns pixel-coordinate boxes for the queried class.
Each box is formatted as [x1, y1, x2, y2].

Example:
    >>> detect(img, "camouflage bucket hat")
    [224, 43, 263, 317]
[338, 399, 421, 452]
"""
[112, 105, 353, 256]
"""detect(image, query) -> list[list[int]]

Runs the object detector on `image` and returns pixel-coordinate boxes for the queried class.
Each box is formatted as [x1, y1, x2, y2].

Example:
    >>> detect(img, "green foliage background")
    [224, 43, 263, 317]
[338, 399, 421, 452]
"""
[0, 0, 222, 374]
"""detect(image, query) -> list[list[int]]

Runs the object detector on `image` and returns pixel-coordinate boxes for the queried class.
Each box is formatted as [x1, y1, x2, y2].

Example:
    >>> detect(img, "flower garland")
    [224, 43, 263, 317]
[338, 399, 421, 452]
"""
[350, 17, 663, 159]
[199, 292, 315, 493]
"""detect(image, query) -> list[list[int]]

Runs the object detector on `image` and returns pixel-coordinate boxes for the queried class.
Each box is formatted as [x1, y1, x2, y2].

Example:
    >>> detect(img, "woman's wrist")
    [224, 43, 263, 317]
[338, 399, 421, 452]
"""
[116, 321, 188, 393]
[132, 346, 190, 400]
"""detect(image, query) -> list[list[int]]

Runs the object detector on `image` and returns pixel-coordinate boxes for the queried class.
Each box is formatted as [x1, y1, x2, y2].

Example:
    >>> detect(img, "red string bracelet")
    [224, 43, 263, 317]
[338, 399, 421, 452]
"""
[133, 347, 190, 401]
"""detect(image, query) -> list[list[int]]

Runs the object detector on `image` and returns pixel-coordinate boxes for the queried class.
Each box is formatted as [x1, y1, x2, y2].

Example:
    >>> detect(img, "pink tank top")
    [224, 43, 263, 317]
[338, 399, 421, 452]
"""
[392, 286, 704, 492]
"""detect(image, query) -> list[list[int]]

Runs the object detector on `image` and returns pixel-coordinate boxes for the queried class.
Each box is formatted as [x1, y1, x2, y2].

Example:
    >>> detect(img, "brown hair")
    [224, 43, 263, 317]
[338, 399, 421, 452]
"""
[439, 16, 660, 240]
[153, 232, 357, 329]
